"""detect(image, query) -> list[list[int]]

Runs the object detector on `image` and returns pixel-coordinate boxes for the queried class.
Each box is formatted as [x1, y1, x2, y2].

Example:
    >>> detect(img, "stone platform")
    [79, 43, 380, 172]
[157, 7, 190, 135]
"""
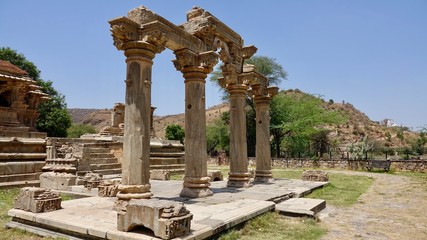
[7, 179, 327, 240]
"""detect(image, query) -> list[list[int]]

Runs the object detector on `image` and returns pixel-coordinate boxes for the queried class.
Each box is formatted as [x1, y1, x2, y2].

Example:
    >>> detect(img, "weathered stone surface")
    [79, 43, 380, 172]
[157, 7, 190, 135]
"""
[302, 170, 329, 182]
[117, 199, 192, 239]
[39, 172, 77, 190]
[14, 187, 61, 213]
[150, 170, 170, 180]
[208, 170, 223, 182]
[82, 172, 103, 190]
[98, 179, 120, 197]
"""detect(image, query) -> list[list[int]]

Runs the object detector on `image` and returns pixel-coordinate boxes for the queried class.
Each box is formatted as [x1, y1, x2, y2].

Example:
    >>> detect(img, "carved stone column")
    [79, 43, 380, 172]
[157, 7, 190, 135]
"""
[252, 86, 278, 182]
[227, 83, 252, 188]
[174, 49, 218, 198]
[110, 7, 167, 203]
[254, 96, 273, 182]
[118, 44, 159, 201]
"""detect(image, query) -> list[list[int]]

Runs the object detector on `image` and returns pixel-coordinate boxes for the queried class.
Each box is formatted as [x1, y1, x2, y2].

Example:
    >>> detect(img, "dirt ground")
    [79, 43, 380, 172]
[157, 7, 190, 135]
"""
[319, 170, 427, 240]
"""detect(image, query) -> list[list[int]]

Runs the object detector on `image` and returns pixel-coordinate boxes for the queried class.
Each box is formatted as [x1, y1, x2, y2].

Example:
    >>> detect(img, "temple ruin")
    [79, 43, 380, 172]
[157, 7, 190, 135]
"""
[109, 5, 277, 200]
[0, 60, 49, 188]
[4, 6, 333, 240]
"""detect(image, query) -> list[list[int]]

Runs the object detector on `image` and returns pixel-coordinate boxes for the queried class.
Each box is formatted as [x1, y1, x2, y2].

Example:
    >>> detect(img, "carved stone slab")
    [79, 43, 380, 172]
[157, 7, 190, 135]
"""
[14, 187, 61, 213]
[302, 170, 329, 182]
[117, 199, 192, 239]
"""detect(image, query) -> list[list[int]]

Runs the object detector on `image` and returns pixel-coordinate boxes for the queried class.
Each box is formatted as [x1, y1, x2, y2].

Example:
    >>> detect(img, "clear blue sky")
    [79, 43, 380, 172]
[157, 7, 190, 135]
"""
[1, 0, 426, 129]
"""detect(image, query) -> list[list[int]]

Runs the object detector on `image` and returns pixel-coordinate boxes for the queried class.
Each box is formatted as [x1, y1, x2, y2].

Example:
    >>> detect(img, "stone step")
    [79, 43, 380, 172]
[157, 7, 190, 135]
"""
[0, 179, 39, 189]
[90, 158, 119, 164]
[275, 198, 326, 218]
[89, 148, 110, 154]
[0, 161, 45, 175]
[150, 152, 185, 157]
[149, 157, 185, 165]
[150, 164, 185, 170]
[0, 172, 40, 183]
[92, 168, 122, 175]
[0, 153, 47, 160]
[45, 158, 78, 164]
[90, 163, 122, 171]
[89, 153, 115, 158]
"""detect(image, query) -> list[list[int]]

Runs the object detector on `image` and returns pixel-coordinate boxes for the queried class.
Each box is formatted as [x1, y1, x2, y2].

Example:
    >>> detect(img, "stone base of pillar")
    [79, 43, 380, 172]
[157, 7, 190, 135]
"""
[180, 177, 213, 198]
[254, 170, 274, 183]
[227, 172, 253, 188]
[114, 184, 153, 210]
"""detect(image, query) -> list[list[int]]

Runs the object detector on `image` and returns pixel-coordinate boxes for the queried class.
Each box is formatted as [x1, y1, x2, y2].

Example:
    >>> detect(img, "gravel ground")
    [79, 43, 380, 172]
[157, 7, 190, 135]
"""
[319, 170, 427, 240]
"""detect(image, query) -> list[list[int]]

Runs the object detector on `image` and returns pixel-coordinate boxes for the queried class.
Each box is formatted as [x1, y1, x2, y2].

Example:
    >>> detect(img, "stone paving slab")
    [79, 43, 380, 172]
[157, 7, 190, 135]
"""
[275, 198, 326, 218]
[7, 178, 328, 239]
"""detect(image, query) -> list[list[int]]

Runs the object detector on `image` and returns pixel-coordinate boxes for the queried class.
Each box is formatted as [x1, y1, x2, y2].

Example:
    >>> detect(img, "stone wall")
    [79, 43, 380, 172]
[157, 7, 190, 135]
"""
[246, 158, 426, 173]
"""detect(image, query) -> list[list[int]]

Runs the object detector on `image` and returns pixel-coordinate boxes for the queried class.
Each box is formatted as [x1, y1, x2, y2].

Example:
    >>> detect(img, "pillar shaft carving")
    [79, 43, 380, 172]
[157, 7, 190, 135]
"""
[174, 49, 218, 198]
[227, 83, 252, 188]
[252, 85, 278, 182]
[110, 21, 167, 201]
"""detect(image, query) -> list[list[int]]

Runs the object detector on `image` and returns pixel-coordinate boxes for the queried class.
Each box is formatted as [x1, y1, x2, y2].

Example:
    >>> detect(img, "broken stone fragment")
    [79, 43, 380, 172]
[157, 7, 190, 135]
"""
[117, 199, 192, 239]
[302, 170, 329, 182]
[14, 187, 61, 213]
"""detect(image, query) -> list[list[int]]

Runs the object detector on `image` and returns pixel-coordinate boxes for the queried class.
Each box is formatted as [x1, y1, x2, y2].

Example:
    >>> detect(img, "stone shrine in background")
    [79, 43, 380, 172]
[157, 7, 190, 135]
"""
[0, 60, 49, 138]
[0, 60, 49, 189]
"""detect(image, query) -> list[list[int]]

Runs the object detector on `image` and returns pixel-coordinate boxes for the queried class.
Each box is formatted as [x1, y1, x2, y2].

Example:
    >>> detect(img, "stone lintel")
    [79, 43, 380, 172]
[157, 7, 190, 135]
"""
[117, 198, 193, 239]
[110, 7, 209, 53]
[183, 7, 243, 47]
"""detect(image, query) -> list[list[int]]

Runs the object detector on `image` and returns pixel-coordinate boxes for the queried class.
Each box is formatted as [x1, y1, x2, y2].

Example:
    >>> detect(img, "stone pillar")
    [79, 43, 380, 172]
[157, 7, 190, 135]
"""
[254, 96, 273, 182]
[174, 49, 218, 198]
[227, 84, 252, 188]
[117, 44, 159, 201]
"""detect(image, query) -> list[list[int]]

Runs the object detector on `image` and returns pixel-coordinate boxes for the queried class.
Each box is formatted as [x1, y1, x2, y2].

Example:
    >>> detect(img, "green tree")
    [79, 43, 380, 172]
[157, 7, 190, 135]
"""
[206, 113, 230, 155]
[209, 55, 288, 157]
[209, 55, 287, 100]
[412, 130, 427, 156]
[165, 124, 185, 143]
[311, 130, 331, 158]
[270, 91, 347, 158]
[67, 123, 96, 138]
[0, 47, 72, 137]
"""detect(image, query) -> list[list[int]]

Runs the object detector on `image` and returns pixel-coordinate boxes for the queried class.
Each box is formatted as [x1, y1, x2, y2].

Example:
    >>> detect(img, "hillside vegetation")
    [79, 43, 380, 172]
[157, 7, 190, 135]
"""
[68, 89, 421, 157]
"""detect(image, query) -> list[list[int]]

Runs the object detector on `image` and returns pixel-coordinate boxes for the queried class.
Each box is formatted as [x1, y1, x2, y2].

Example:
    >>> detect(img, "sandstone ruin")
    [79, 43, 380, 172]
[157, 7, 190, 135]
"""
[109, 5, 277, 201]
[0, 60, 49, 188]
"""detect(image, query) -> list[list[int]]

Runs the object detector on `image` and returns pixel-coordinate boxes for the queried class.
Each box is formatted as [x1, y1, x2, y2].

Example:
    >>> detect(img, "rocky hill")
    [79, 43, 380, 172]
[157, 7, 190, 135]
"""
[68, 90, 417, 149]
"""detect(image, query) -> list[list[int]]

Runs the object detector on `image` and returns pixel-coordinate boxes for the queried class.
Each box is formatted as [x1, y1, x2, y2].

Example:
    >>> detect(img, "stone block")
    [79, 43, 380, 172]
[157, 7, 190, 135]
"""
[150, 170, 170, 180]
[117, 199, 193, 240]
[14, 187, 61, 213]
[39, 172, 77, 190]
[208, 170, 223, 181]
[302, 170, 329, 182]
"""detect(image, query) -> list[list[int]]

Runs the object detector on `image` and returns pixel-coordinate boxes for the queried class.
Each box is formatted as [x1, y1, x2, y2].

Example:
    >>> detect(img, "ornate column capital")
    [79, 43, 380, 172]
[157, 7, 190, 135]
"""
[173, 49, 219, 75]
[109, 17, 167, 55]
[251, 85, 279, 104]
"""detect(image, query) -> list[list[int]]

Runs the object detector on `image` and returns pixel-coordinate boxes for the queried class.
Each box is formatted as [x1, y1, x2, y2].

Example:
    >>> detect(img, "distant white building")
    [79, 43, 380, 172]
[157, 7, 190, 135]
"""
[382, 119, 398, 127]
